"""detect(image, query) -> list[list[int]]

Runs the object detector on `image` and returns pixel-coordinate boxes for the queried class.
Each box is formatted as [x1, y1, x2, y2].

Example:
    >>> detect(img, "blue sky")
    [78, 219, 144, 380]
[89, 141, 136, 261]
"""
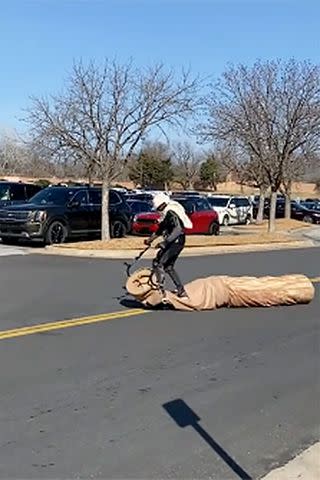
[1, 0, 319, 135]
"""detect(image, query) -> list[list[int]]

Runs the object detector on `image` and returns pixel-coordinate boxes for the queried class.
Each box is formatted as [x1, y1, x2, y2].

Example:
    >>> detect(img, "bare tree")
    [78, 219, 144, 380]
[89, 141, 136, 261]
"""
[173, 142, 201, 189]
[212, 147, 268, 221]
[280, 154, 306, 218]
[0, 134, 28, 175]
[0, 132, 60, 178]
[25, 60, 200, 239]
[200, 59, 320, 232]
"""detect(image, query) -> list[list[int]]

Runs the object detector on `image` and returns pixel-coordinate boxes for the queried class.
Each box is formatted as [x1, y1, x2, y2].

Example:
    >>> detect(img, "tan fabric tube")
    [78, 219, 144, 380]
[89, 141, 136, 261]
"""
[126, 269, 315, 311]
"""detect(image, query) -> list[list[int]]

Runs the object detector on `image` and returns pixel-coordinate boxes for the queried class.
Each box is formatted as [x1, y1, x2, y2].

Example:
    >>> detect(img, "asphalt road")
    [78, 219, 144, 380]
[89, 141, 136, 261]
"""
[0, 248, 319, 479]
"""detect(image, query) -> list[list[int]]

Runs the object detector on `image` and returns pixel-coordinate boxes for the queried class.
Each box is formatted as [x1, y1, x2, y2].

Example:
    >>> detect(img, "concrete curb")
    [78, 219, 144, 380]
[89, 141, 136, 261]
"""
[41, 240, 316, 259]
[261, 442, 320, 480]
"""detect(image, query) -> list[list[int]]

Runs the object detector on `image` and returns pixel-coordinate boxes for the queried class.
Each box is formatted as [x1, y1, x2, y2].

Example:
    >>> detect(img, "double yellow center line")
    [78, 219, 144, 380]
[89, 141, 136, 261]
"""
[0, 277, 318, 342]
[0, 308, 147, 341]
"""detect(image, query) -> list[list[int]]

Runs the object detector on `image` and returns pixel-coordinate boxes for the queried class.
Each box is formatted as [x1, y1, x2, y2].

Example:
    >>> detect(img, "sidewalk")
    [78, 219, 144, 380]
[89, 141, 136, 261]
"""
[261, 442, 320, 480]
[43, 239, 315, 259]
[301, 226, 320, 243]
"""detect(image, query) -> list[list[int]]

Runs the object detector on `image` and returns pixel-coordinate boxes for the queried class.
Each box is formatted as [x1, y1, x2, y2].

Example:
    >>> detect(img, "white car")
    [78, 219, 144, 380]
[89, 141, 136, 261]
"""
[207, 195, 253, 226]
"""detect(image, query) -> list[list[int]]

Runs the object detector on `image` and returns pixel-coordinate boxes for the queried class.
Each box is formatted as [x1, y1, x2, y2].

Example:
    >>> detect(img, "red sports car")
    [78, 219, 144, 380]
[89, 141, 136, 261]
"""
[132, 197, 220, 236]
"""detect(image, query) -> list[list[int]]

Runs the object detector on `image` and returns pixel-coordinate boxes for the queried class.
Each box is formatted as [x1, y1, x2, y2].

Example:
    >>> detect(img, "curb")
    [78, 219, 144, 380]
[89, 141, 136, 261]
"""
[261, 441, 320, 480]
[41, 240, 316, 259]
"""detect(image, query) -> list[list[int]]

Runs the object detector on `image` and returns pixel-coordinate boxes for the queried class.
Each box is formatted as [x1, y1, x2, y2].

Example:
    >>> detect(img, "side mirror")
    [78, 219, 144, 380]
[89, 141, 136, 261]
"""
[230, 203, 236, 209]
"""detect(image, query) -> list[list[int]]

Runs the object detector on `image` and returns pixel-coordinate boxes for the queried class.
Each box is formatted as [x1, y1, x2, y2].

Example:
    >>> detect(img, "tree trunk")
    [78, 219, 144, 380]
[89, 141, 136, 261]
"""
[284, 194, 291, 219]
[256, 188, 266, 225]
[101, 180, 110, 241]
[268, 190, 277, 233]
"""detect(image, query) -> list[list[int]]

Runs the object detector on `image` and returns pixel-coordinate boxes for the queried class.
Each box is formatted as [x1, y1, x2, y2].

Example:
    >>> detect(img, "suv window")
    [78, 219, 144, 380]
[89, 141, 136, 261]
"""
[89, 189, 102, 205]
[110, 191, 122, 205]
[72, 190, 88, 205]
[233, 197, 250, 207]
[25, 184, 42, 199]
[30, 187, 76, 206]
[0, 184, 10, 201]
[10, 184, 26, 201]
[208, 197, 229, 207]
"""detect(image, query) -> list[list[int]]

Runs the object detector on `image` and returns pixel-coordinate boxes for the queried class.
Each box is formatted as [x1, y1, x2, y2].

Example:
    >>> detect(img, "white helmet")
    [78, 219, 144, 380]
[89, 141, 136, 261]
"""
[152, 192, 169, 210]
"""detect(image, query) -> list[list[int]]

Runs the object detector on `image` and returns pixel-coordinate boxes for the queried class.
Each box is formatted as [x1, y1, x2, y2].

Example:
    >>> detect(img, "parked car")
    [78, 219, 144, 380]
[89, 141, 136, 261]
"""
[263, 199, 320, 224]
[0, 186, 132, 245]
[131, 196, 220, 236]
[300, 200, 320, 210]
[291, 202, 320, 224]
[207, 195, 253, 226]
[0, 181, 42, 207]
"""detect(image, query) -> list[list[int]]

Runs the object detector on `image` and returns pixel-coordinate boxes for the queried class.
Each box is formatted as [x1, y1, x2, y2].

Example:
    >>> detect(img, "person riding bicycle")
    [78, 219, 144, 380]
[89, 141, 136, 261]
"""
[144, 193, 192, 298]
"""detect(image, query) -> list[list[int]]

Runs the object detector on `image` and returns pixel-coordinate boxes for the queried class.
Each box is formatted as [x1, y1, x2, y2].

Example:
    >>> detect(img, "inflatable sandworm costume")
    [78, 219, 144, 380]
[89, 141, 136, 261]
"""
[126, 268, 315, 311]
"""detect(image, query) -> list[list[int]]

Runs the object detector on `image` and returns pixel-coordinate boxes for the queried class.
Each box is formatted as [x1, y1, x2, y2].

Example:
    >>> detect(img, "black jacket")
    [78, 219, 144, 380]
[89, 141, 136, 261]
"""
[156, 209, 185, 246]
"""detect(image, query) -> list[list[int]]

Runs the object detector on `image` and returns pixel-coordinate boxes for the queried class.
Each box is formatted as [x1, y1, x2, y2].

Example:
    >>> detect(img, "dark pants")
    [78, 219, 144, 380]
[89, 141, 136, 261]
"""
[152, 235, 185, 294]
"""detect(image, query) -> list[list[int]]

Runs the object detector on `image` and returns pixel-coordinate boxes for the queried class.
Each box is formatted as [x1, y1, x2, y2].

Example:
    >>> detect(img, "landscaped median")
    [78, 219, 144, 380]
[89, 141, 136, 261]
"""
[44, 219, 315, 258]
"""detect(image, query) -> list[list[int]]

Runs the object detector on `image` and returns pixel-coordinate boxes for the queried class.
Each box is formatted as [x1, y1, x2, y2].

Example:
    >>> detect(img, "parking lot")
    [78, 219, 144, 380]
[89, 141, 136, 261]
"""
[1, 182, 319, 248]
[0, 247, 319, 479]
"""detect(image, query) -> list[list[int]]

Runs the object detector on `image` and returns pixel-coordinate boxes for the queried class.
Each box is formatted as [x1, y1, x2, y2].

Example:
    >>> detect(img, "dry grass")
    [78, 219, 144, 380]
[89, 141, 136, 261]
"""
[55, 232, 296, 251]
[52, 218, 309, 251]
[240, 219, 312, 232]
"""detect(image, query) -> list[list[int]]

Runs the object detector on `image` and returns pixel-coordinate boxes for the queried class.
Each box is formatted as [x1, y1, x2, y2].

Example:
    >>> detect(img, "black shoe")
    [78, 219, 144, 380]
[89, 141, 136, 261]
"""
[177, 288, 188, 298]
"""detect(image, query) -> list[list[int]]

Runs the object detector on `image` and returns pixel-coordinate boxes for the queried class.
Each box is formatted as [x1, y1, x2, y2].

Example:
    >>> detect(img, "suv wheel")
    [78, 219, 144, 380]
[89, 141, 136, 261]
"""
[208, 221, 220, 236]
[245, 214, 252, 225]
[45, 221, 68, 245]
[222, 215, 229, 226]
[111, 220, 126, 238]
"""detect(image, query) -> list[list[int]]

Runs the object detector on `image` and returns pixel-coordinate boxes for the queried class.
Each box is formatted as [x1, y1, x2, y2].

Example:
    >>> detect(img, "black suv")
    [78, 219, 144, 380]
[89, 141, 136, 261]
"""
[0, 181, 42, 207]
[0, 186, 132, 245]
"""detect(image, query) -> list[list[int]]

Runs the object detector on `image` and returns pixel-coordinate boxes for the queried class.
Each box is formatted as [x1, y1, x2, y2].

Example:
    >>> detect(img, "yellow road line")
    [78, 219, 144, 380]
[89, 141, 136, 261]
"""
[0, 308, 147, 341]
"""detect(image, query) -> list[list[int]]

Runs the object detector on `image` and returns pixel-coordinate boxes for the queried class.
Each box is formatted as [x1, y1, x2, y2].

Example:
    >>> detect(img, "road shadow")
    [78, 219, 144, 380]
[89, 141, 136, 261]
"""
[162, 399, 252, 480]
[0, 239, 45, 249]
[119, 297, 175, 311]
[120, 298, 144, 309]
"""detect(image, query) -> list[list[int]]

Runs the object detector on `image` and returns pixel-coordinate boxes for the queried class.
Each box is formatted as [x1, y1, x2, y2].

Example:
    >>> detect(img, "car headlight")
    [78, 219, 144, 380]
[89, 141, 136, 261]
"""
[31, 210, 47, 222]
